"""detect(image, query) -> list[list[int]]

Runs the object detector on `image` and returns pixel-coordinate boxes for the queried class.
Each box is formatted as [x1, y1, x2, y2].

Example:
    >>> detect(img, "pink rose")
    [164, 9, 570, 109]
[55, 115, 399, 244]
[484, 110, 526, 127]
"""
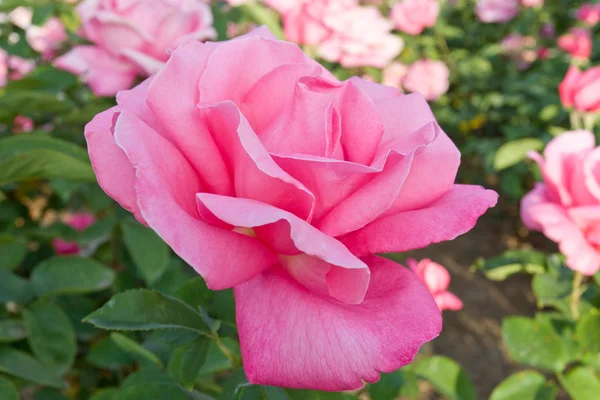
[576, 3, 600, 26]
[382, 62, 408, 90]
[13, 115, 34, 133]
[26, 17, 67, 60]
[559, 66, 600, 113]
[522, 131, 600, 275]
[271, 0, 403, 68]
[476, 0, 519, 23]
[391, 0, 440, 35]
[52, 212, 96, 255]
[55, 0, 216, 96]
[558, 28, 592, 60]
[85, 28, 496, 390]
[407, 259, 463, 311]
[402, 59, 449, 101]
[521, 0, 543, 7]
[8, 6, 33, 29]
[1, 49, 35, 87]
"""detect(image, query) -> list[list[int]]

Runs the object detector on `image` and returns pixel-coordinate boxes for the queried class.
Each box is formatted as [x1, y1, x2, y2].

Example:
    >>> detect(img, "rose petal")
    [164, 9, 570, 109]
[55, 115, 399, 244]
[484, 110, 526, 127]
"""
[235, 255, 442, 391]
[434, 292, 463, 311]
[113, 110, 277, 289]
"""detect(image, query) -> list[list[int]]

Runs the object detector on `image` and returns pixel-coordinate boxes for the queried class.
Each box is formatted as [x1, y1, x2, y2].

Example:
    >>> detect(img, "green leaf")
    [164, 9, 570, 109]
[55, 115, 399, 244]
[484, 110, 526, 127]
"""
[23, 301, 76, 375]
[89, 388, 120, 400]
[0, 235, 28, 271]
[558, 367, 600, 400]
[490, 371, 557, 400]
[121, 220, 169, 285]
[502, 316, 571, 372]
[174, 277, 214, 311]
[31, 256, 115, 297]
[110, 333, 163, 368]
[0, 319, 27, 342]
[199, 338, 240, 374]
[117, 383, 193, 400]
[0, 346, 65, 388]
[369, 370, 418, 400]
[121, 367, 172, 389]
[240, 3, 284, 39]
[33, 389, 68, 400]
[413, 356, 476, 400]
[532, 272, 573, 307]
[0, 269, 35, 304]
[472, 250, 545, 281]
[167, 336, 210, 389]
[576, 312, 600, 354]
[5, 65, 77, 93]
[285, 389, 352, 399]
[86, 336, 133, 370]
[84, 289, 211, 334]
[0, 376, 19, 400]
[0, 134, 89, 162]
[494, 138, 545, 171]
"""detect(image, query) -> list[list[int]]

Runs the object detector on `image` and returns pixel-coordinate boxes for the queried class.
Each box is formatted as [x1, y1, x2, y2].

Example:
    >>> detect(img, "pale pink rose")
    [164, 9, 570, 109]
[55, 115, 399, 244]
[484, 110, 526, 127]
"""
[476, 0, 519, 23]
[402, 59, 449, 101]
[273, 0, 403, 68]
[13, 115, 34, 133]
[576, 3, 600, 26]
[8, 6, 33, 29]
[391, 0, 440, 35]
[52, 212, 96, 255]
[559, 66, 600, 113]
[26, 17, 68, 60]
[558, 28, 592, 60]
[382, 62, 408, 89]
[1, 49, 35, 86]
[85, 28, 496, 390]
[522, 131, 600, 275]
[521, 0, 543, 7]
[55, 0, 216, 96]
[407, 259, 463, 311]
[501, 33, 537, 69]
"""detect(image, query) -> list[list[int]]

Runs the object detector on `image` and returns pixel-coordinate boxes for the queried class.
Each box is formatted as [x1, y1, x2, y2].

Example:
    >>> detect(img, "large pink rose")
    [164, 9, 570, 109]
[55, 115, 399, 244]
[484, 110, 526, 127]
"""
[476, 0, 519, 23]
[558, 28, 592, 60]
[402, 59, 450, 101]
[407, 258, 463, 311]
[559, 66, 600, 113]
[85, 29, 496, 390]
[55, 0, 215, 96]
[522, 131, 600, 275]
[268, 0, 403, 68]
[391, 0, 440, 35]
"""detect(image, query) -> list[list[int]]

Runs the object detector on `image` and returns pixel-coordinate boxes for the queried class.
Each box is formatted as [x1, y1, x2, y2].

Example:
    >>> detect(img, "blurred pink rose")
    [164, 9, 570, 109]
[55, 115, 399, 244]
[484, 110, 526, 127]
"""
[540, 23, 555, 38]
[13, 115, 34, 133]
[576, 3, 600, 26]
[85, 28, 496, 390]
[408, 258, 463, 311]
[559, 66, 600, 113]
[501, 33, 537, 69]
[558, 28, 592, 60]
[521, 0, 543, 7]
[403, 59, 449, 101]
[52, 212, 96, 255]
[522, 131, 600, 275]
[55, 0, 216, 96]
[8, 6, 32, 29]
[382, 62, 408, 89]
[1, 49, 35, 87]
[26, 17, 67, 60]
[391, 0, 440, 35]
[270, 0, 403, 68]
[476, 0, 519, 23]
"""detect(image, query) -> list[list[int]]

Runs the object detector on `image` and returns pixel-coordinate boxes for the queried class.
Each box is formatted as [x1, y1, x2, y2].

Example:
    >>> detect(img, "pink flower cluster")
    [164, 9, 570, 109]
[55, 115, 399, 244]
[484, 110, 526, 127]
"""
[501, 33, 538, 69]
[265, 0, 403, 68]
[522, 132, 600, 275]
[559, 66, 600, 114]
[55, 0, 216, 96]
[382, 60, 449, 101]
[85, 28, 496, 390]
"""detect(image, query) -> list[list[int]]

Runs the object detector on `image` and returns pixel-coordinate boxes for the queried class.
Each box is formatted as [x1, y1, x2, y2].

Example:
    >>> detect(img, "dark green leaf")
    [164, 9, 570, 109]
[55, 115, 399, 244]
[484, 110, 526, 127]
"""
[31, 256, 115, 297]
[0, 319, 27, 342]
[576, 312, 600, 354]
[86, 337, 133, 370]
[413, 356, 476, 400]
[0, 134, 89, 162]
[490, 371, 557, 400]
[168, 336, 210, 389]
[33, 389, 68, 400]
[121, 367, 171, 389]
[0, 376, 18, 400]
[0, 269, 35, 304]
[0, 346, 65, 388]
[199, 338, 240, 374]
[117, 383, 193, 400]
[558, 367, 600, 400]
[110, 333, 163, 368]
[121, 220, 169, 285]
[285, 389, 352, 399]
[175, 277, 214, 311]
[472, 250, 545, 281]
[89, 388, 120, 400]
[0, 235, 28, 271]
[23, 301, 76, 375]
[84, 289, 211, 334]
[369, 370, 418, 400]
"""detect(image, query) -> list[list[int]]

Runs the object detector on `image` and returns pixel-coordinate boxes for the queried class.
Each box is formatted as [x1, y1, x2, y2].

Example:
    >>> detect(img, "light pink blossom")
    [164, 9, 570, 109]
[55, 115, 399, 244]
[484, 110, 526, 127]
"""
[407, 259, 463, 311]
[13, 115, 34, 133]
[381, 62, 408, 90]
[26, 17, 68, 60]
[476, 0, 519, 23]
[559, 66, 600, 113]
[576, 3, 600, 26]
[391, 0, 440, 35]
[521, 0, 543, 7]
[558, 28, 592, 60]
[402, 59, 449, 101]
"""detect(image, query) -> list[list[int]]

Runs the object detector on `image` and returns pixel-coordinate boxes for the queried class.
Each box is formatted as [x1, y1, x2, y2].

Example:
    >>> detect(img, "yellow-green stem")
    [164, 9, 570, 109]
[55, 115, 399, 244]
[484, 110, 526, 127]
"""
[570, 272, 584, 320]
[214, 335, 242, 369]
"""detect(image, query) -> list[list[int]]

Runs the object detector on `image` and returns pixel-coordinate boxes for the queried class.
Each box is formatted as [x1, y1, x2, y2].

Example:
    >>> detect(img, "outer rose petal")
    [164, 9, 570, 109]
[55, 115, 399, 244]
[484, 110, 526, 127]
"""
[196, 193, 369, 304]
[235, 255, 442, 391]
[434, 292, 463, 311]
[520, 182, 548, 231]
[113, 111, 278, 289]
[54, 45, 137, 96]
[84, 106, 145, 224]
[341, 185, 498, 256]
[559, 66, 581, 108]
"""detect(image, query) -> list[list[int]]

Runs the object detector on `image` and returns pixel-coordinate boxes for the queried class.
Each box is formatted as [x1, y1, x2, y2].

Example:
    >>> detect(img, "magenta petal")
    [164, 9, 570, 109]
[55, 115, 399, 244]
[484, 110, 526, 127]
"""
[196, 193, 369, 304]
[434, 292, 463, 311]
[235, 255, 442, 391]
[342, 185, 498, 256]
[84, 106, 145, 224]
[113, 111, 277, 289]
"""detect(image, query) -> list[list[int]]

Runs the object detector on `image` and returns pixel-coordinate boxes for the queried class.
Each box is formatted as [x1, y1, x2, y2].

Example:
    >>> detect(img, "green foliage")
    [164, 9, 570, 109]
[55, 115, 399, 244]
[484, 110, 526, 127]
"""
[412, 356, 476, 400]
[490, 371, 557, 400]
